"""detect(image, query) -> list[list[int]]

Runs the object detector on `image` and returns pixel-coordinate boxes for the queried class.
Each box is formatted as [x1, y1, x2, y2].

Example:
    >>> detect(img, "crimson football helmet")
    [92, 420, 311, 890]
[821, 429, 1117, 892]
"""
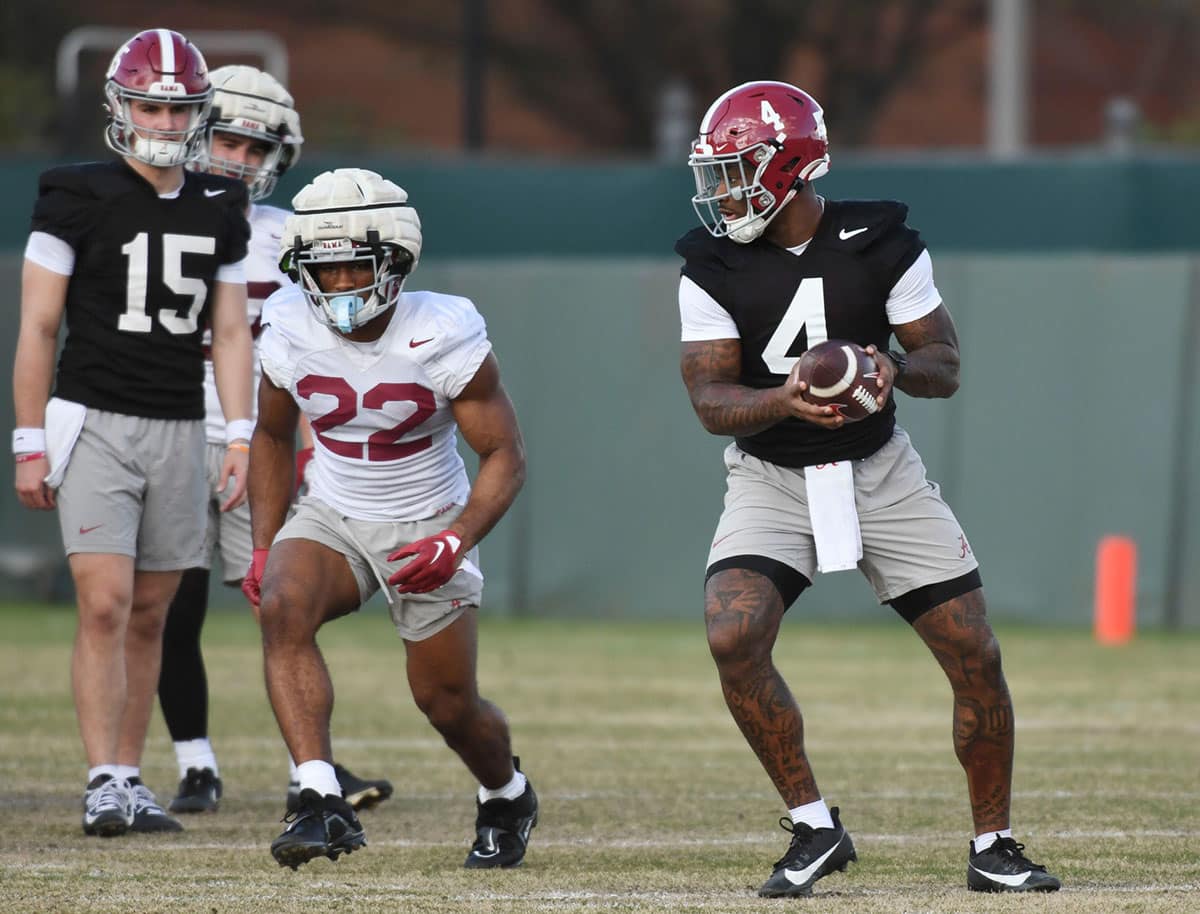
[104, 28, 213, 167]
[191, 65, 303, 202]
[689, 81, 830, 243]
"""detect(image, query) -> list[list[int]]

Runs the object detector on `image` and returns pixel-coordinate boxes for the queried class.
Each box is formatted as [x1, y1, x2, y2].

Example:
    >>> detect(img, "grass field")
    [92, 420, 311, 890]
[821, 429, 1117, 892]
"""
[0, 603, 1196, 913]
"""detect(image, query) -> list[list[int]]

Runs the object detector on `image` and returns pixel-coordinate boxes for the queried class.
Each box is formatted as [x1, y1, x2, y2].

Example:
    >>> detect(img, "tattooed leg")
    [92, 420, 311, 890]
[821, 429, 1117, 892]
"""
[705, 568, 819, 807]
[912, 588, 1013, 834]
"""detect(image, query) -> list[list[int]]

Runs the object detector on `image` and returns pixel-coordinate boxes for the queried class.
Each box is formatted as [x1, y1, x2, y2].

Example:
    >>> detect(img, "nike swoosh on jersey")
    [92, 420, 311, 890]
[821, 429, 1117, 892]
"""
[204, 188, 226, 197]
[784, 835, 846, 885]
[838, 226, 868, 240]
[409, 337, 435, 348]
[969, 864, 1032, 887]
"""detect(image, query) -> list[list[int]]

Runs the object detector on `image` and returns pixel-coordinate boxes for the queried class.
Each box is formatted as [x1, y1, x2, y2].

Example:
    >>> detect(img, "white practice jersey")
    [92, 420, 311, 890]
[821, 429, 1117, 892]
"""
[258, 285, 492, 522]
[203, 203, 292, 443]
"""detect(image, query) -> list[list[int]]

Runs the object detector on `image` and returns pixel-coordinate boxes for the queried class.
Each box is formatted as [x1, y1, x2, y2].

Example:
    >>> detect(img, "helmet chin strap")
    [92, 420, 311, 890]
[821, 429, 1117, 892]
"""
[728, 186, 799, 244]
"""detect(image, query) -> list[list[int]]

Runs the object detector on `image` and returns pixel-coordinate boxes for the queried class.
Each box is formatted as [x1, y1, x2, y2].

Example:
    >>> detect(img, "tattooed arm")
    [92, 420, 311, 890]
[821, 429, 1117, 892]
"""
[884, 304, 962, 399]
[681, 339, 844, 435]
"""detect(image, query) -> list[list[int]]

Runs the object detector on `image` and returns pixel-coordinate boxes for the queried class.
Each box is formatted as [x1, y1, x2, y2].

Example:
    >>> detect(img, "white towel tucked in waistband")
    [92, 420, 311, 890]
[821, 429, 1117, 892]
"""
[43, 397, 87, 489]
[804, 461, 862, 573]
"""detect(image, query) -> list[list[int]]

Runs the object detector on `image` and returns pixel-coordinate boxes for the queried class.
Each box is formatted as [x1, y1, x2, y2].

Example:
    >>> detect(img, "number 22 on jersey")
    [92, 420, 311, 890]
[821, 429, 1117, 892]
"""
[761, 277, 828, 374]
[298, 375, 436, 462]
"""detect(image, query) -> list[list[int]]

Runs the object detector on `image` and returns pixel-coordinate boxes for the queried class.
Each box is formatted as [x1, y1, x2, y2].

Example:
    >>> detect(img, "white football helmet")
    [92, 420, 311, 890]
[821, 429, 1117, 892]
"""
[192, 65, 303, 202]
[103, 28, 213, 167]
[280, 169, 422, 333]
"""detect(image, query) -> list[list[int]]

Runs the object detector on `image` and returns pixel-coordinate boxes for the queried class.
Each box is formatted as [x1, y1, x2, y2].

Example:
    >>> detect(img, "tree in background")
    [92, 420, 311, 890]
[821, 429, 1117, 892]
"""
[8, 0, 1200, 156]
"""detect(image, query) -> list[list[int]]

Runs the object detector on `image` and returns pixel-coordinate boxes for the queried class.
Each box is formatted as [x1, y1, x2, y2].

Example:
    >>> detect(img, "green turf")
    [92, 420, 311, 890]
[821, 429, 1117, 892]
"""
[0, 604, 1196, 913]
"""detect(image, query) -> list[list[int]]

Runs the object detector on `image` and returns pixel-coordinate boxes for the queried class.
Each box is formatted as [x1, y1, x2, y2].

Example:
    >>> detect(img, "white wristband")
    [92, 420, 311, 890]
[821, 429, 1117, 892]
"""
[13, 427, 46, 455]
[225, 418, 255, 445]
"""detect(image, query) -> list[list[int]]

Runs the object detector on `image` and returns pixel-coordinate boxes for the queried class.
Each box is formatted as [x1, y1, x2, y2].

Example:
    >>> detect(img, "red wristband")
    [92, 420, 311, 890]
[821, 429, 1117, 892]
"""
[15, 451, 46, 464]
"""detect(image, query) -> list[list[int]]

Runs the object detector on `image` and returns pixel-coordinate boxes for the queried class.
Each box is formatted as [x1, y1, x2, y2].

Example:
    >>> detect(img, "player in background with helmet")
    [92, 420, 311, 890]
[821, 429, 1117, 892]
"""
[677, 81, 1060, 896]
[242, 168, 536, 871]
[13, 28, 254, 837]
[161, 64, 393, 817]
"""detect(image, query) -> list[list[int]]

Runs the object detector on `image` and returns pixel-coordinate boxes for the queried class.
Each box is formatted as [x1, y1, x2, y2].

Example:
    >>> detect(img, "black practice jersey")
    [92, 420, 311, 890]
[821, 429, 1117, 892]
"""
[676, 199, 928, 468]
[30, 160, 250, 419]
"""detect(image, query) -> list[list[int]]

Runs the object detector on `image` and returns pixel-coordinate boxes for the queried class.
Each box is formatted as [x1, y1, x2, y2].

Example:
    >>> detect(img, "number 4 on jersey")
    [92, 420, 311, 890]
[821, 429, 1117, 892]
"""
[761, 277, 828, 374]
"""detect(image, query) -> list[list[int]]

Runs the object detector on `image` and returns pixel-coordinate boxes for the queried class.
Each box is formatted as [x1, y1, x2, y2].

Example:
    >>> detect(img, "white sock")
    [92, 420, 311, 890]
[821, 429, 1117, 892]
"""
[788, 798, 835, 831]
[478, 770, 527, 803]
[973, 828, 1012, 853]
[87, 764, 119, 784]
[174, 738, 219, 779]
[114, 764, 140, 783]
[295, 759, 341, 798]
[287, 753, 298, 782]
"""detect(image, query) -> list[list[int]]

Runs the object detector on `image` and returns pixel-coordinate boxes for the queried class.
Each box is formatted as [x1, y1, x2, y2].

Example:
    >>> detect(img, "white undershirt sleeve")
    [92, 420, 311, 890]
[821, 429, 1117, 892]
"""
[679, 275, 739, 341]
[24, 231, 75, 276]
[216, 257, 247, 284]
[885, 249, 942, 325]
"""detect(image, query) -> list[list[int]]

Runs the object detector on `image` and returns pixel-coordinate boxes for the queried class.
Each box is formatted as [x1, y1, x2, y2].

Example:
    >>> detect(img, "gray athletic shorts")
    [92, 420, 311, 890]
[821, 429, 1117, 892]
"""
[275, 496, 482, 641]
[56, 409, 207, 571]
[707, 427, 979, 603]
[199, 441, 252, 583]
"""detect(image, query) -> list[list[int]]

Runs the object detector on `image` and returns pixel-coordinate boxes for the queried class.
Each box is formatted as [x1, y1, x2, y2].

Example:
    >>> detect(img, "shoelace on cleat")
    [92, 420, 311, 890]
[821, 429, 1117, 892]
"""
[772, 817, 817, 869]
[183, 769, 211, 792]
[477, 797, 531, 833]
[989, 838, 1048, 872]
[131, 784, 166, 815]
[89, 778, 128, 813]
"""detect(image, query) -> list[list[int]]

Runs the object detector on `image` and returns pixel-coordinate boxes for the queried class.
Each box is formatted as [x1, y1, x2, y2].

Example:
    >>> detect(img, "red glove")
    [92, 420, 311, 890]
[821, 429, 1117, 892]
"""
[241, 548, 270, 607]
[387, 530, 463, 594]
[295, 447, 314, 496]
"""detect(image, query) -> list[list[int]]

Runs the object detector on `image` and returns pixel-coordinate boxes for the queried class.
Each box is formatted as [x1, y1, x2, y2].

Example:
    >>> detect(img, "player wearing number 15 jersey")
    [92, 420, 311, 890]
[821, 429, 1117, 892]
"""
[13, 28, 254, 838]
[244, 168, 537, 871]
[677, 81, 1059, 896]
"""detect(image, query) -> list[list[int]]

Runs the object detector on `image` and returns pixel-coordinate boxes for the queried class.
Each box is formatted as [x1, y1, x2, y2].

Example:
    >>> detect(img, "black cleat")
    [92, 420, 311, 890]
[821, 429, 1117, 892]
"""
[464, 762, 538, 869]
[758, 807, 857, 898]
[169, 767, 222, 814]
[968, 837, 1061, 892]
[82, 774, 133, 837]
[271, 788, 366, 870]
[335, 763, 393, 812]
[128, 778, 183, 832]
[285, 764, 394, 814]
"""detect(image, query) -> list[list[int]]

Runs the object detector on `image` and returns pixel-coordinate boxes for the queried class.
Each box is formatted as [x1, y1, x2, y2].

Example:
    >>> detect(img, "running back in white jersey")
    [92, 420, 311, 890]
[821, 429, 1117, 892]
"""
[258, 284, 493, 522]
[202, 203, 292, 443]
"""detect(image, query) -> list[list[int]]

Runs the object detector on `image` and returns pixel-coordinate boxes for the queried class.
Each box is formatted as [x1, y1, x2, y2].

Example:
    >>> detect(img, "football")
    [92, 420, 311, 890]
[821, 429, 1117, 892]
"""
[793, 340, 882, 421]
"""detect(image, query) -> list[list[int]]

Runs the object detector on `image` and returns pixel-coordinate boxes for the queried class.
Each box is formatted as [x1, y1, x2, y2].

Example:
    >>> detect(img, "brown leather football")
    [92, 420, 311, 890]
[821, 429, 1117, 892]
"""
[793, 340, 882, 422]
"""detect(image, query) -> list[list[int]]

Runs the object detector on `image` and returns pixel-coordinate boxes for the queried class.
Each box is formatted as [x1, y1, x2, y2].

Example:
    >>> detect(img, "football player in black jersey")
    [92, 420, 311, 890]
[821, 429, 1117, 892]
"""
[677, 81, 1060, 896]
[13, 28, 254, 838]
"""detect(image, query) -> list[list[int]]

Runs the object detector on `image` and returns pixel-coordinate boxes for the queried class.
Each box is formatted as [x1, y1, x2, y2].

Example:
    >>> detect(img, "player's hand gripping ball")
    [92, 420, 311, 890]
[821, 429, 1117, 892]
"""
[793, 340, 882, 422]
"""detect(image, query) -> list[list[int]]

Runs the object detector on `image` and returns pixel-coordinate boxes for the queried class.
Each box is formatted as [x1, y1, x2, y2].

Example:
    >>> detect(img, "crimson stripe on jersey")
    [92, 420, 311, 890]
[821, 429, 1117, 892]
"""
[248, 280, 281, 302]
